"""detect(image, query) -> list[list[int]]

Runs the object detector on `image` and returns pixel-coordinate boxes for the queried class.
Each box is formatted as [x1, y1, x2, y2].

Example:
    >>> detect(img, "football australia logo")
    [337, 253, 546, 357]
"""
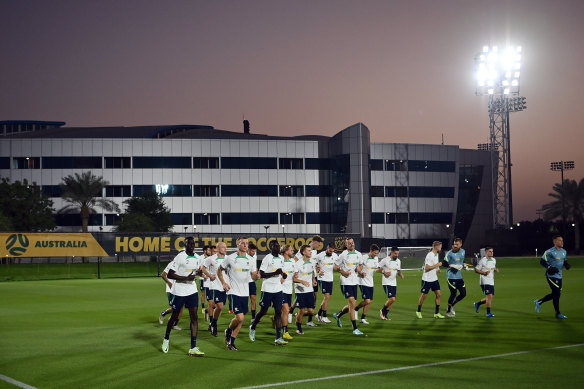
[6, 233, 30, 256]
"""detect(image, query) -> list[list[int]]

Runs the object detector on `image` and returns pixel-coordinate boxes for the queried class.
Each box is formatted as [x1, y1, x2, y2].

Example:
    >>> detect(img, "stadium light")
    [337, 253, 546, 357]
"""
[475, 45, 522, 96]
[550, 161, 576, 234]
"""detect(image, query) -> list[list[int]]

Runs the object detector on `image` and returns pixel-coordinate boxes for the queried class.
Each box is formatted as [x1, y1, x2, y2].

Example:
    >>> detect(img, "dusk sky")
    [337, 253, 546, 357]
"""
[2, 0, 583, 222]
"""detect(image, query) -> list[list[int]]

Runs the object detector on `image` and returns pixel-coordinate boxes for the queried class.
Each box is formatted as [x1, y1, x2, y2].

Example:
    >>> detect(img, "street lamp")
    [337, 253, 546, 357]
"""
[264, 225, 270, 239]
[475, 44, 526, 228]
[282, 224, 286, 239]
[550, 161, 575, 234]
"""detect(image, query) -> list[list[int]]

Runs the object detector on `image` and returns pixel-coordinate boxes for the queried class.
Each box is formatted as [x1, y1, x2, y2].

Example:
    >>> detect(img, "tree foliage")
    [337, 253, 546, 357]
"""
[0, 178, 56, 231]
[60, 172, 120, 232]
[117, 190, 172, 232]
[542, 178, 584, 251]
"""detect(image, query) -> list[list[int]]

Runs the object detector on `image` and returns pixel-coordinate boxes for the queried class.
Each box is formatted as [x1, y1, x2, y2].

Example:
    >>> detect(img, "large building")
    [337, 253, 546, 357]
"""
[1, 120, 493, 251]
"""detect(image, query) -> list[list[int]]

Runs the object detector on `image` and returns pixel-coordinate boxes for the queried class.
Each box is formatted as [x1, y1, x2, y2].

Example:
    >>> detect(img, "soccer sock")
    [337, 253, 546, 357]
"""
[361, 313, 366, 320]
[226, 327, 233, 338]
[283, 325, 288, 333]
[447, 305, 452, 313]
[173, 319, 180, 327]
[209, 317, 215, 326]
[337, 310, 344, 318]
[252, 310, 256, 320]
[382, 307, 388, 316]
[251, 321, 257, 330]
[323, 310, 327, 317]
[307, 314, 313, 323]
[161, 311, 167, 317]
[486, 307, 491, 314]
[351, 320, 357, 330]
[164, 330, 171, 340]
[435, 305, 440, 314]
[477, 300, 485, 306]
[276, 328, 281, 339]
[296, 322, 302, 331]
[552, 298, 560, 314]
[201, 302, 205, 309]
[355, 306, 360, 312]
[290, 306, 296, 314]
[191, 336, 197, 348]
[318, 309, 323, 317]
[417, 305, 422, 312]
[230, 336, 236, 346]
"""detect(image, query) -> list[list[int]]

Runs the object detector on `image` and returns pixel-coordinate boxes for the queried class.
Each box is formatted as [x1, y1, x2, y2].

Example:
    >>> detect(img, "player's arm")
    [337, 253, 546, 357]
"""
[292, 271, 309, 286]
[442, 252, 451, 268]
[540, 251, 559, 274]
[161, 271, 173, 288]
[201, 265, 216, 280]
[564, 261, 571, 270]
[474, 265, 489, 275]
[217, 266, 230, 291]
[167, 269, 195, 281]
[424, 261, 442, 272]
[260, 268, 285, 279]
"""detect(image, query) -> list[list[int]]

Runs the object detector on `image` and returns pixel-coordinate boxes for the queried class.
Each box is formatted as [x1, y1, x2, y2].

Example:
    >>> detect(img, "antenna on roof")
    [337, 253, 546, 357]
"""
[243, 113, 250, 134]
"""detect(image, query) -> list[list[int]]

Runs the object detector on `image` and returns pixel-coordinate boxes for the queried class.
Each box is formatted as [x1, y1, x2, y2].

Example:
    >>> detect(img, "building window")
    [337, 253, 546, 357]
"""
[193, 157, 219, 169]
[386, 187, 408, 197]
[221, 185, 277, 197]
[0, 157, 9, 169]
[370, 159, 384, 171]
[306, 212, 333, 224]
[280, 213, 304, 224]
[305, 185, 332, 197]
[170, 213, 193, 225]
[133, 185, 192, 197]
[409, 186, 455, 198]
[279, 158, 303, 169]
[385, 160, 408, 171]
[42, 185, 63, 197]
[105, 185, 131, 197]
[371, 213, 385, 224]
[408, 160, 456, 172]
[386, 213, 408, 224]
[194, 213, 220, 225]
[193, 185, 220, 197]
[105, 157, 131, 168]
[305, 158, 333, 170]
[132, 157, 191, 169]
[12, 157, 40, 169]
[410, 213, 453, 224]
[55, 213, 102, 226]
[370, 186, 384, 197]
[221, 157, 277, 169]
[42, 157, 102, 169]
[279, 185, 304, 197]
[222, 213, 278, 224]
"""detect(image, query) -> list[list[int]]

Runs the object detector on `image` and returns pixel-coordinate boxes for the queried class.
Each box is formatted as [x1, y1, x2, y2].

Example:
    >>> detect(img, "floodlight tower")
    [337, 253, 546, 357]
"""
[475, 45, 527, 228]
[550, 161, 575, 233]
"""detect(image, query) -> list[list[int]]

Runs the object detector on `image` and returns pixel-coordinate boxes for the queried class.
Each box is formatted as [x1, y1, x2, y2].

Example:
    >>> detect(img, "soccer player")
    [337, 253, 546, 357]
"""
[443, 238, 467, 317]
[280, 244, 296, 340]
[293, 245, 317, 334]
[296, 235, 323, 302]
[218, 237, 257, 350]
[332, 238, 364, 335]
[534, 235, 572, 319]
[377, 246, 404, 320]
[199, 245, 213, 321]
[249, 240, 288, 345]
[201, 242, 227, 337]
[158, 258, 184, 329]
[473, 247, 499, 317]
[354, 244, 380, 324]
[416, 241, 444, 319]
[161, 237, 204, 356]
[248, 242, 259, 321]
[314, 243, 338, 323]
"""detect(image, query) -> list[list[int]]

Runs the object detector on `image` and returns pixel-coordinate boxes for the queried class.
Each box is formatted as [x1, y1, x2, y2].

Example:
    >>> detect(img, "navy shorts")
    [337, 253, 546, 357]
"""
[199, 279, 205, 290]
[229, 295, 249, 315]
[282, 293, 293, 306]
[259, 291, 283, 310]
[313, 280, 319, 293]
[167, 292, 174, 305]
[481, 284, 495, 295]
[170, 292, 198, 310]
[319, 281, 333, 295]
[383, 285, 397, 298]
[249, 281, 257, 296]
[205, 288, 214, 302]
[341, 284, 358, 299]
[447, 278, 466, 291]
[360, 285, 374, 300]
[212, 290, 227, 304]
[296, 292, 315, 309]
[421, 280, 440, 294]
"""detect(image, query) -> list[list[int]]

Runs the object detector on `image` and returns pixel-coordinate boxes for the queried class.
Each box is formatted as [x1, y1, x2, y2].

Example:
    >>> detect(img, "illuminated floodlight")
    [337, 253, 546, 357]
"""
[475, 45, 522, 96]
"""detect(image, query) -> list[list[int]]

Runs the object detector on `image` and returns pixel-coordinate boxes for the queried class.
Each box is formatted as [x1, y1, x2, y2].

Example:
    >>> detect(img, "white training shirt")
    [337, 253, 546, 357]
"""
[199, 254, 208, 289]
[294, 259, 315, 293]
[168, 251, 199, 297]
[359, 255, 379, 287]
[203, 254, 225, 291]
[378, 257, 401, 286]
[259, 254, 284, 293]
[422, 251, 440, 282]
[221, 252, 254, 297]
[281, 258, 296, 295]
[476, 256, 496, 285]
[314, 251, 337, 282]
[247, 253, 258, 282]
[162, 260, 175, 293]
[335, 250, 362, 286]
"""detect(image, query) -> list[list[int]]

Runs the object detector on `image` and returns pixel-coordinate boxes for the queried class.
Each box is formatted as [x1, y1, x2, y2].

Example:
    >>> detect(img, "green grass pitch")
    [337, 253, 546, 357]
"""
[1, 258, 583, 388]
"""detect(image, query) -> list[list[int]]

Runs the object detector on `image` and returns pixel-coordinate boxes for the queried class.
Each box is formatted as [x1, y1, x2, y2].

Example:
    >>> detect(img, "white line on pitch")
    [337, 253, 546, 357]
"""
[0, 374, 38, 389]
[235, 343, 584, 389]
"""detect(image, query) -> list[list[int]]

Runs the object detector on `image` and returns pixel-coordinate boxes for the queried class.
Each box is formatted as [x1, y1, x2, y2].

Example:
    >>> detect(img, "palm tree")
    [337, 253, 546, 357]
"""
[542, 178, 584, 252]
[60, 172, 120, 232]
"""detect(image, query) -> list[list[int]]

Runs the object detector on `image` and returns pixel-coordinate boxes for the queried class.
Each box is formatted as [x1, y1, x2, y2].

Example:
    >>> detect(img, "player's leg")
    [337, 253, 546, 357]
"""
[446, 279, 457, 313]
[249, 281, 257, 320]
[453, 280, 467, 306]
[546, 277, 564, 317]
[296, 307, 306, 334]
[272, 293, 284, 341]
[433, 286, 444, 318]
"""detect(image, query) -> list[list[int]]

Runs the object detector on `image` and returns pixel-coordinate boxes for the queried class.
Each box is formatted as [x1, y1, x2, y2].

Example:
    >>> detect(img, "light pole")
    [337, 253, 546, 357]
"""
[550, 161, 575, 234]
[282, 224, 286, 239]
[264, 225, 270, 240]
[193, 225, 198, 241]
[475, 45, 526, 228]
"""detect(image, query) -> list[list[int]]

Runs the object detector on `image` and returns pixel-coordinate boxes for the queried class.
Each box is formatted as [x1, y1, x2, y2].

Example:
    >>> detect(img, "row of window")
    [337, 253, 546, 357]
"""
[371, 159, 456, 173]
[41, 184, 334, 198]
[370, 186, 455, 198]
[371, 212, 453, 224]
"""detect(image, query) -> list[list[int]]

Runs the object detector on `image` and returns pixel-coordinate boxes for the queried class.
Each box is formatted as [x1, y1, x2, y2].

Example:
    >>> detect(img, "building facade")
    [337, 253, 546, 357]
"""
[0, 121, 493, 251]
